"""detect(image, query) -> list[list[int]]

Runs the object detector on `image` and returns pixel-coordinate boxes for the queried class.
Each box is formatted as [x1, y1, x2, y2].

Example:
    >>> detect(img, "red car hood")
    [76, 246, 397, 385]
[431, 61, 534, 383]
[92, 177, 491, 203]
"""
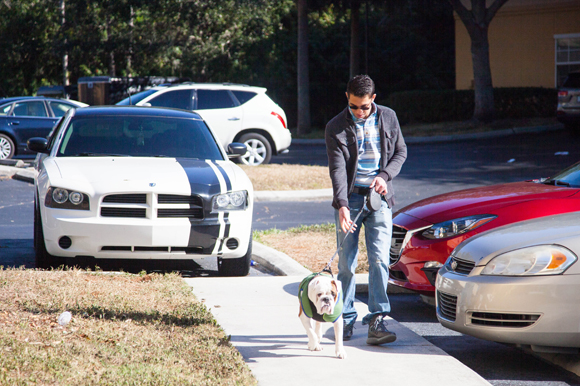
[396, 181, 579, 224]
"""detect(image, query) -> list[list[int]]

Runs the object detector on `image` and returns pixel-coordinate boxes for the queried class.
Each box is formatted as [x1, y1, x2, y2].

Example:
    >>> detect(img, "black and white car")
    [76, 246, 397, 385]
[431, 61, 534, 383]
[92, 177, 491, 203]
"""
[28, 106, 254, 276]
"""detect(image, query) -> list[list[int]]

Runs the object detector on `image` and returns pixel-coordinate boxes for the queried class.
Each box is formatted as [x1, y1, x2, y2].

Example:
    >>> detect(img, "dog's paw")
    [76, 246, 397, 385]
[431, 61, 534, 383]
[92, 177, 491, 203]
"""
[336, 347, 347, 359]
[308, 342, 323, 351]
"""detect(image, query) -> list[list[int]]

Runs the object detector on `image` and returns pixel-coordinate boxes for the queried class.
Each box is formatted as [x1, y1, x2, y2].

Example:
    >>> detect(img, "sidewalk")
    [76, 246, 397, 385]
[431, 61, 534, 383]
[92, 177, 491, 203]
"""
[184, 275, 491, 386]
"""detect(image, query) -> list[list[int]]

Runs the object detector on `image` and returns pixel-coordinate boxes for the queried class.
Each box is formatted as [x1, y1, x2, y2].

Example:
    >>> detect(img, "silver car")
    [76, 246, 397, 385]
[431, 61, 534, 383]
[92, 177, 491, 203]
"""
[436, 211, 580, 353]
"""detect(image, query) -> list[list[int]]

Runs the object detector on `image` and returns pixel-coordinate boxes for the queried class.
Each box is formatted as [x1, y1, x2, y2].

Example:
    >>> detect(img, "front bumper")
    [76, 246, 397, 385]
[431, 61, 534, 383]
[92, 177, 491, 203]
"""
[41, 206, 252, 260]
[435, 266, 580, 348]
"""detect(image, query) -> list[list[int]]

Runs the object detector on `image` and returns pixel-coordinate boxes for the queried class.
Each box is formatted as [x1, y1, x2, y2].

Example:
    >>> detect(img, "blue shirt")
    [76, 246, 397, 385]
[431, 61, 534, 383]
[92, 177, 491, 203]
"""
[349, 103, 381, 187]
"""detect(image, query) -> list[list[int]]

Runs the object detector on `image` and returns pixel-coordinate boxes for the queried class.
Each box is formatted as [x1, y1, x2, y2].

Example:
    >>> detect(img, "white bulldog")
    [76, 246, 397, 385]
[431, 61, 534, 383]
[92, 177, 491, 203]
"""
[298, 273, 346, 359]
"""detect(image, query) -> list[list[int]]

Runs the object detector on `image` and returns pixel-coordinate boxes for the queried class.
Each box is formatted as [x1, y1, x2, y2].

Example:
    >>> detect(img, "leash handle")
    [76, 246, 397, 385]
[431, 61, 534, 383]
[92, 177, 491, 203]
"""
[321, 195, 368, 275]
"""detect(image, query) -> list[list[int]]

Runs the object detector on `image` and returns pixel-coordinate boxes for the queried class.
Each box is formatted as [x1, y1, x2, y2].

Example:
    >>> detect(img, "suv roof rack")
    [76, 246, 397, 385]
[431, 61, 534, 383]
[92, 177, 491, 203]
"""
[168, 82, 251, 88]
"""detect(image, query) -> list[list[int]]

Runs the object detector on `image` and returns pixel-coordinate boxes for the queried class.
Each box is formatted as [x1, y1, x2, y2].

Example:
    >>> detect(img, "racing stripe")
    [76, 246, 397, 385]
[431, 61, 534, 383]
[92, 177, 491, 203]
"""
[206, 160, 228, 254]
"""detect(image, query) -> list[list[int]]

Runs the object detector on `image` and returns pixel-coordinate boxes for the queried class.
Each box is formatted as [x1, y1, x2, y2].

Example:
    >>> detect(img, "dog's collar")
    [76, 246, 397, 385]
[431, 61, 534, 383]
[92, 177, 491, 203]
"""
[298, 272, 343, 323]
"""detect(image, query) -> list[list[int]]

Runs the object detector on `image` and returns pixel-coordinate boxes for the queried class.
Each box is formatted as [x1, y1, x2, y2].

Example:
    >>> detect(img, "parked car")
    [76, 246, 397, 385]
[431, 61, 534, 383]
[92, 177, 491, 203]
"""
[0, 96, 88, 159]
[389, 160, 580, 296]
[28, 106, 254, 276]
[557, 72, 580, 129]
[436, 211, 580, 353]
[116, 83, 291, 166]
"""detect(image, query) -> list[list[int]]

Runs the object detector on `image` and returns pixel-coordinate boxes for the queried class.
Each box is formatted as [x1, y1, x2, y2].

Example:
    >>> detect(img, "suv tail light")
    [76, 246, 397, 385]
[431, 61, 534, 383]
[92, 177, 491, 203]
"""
[271, 111, 286, 129]
[559, 90, 569, 97]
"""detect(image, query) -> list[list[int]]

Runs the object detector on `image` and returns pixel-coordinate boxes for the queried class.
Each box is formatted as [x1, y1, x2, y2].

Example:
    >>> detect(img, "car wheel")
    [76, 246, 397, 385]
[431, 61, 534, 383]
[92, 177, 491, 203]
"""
[239, 133, 272, 166]
[217, 238, 252, 277]
[0, 134, 15, 160]
[34, 195, 56, 269]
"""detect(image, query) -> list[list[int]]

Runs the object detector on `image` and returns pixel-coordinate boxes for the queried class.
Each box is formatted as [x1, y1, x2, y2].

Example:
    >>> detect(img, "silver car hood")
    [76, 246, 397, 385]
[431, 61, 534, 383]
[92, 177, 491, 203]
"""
[453, 211, 580, 266]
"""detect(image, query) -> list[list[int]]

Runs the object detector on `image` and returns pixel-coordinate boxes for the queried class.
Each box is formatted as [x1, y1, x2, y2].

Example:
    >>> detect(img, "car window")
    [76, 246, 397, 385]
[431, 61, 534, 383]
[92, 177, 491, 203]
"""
[57, 115, 223, 160]
[196, 90, 236, 110]
[0, 103, 11, 116]
[48, 101, 76, 117]
[147, 89, 193, 110]
[116, 89, 159, 105]
[563, 73, 580, 88]
[231, 91, 257, 105]
[11, 101, 48, 117]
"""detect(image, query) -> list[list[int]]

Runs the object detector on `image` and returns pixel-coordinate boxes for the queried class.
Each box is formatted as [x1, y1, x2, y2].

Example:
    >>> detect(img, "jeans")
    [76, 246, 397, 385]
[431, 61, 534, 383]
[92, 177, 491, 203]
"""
[334, 192, 392, 326]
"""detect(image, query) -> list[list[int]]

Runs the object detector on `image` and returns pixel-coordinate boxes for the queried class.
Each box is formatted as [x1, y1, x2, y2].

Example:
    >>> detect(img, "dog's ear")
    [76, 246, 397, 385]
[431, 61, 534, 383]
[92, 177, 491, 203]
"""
[331, 279, 341, 301]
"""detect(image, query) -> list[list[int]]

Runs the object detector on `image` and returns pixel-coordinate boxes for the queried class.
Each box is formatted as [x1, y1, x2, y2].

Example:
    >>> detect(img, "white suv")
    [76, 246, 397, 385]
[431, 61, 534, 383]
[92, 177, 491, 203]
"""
[117, 83, 291, 165]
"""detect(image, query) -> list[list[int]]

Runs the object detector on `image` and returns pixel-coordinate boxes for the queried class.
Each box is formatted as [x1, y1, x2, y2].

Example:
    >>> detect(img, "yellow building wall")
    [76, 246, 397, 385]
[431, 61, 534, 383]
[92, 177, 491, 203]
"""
[455, 1, 580, 90]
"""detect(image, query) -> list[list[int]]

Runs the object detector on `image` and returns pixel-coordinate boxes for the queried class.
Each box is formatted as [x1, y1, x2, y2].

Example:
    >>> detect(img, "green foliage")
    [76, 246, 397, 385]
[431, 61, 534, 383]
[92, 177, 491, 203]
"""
[382, 87, 557, 124]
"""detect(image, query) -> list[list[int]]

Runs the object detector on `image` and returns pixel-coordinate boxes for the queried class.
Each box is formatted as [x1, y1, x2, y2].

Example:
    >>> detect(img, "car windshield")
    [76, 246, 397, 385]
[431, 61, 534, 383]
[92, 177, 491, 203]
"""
[543, 162, 580, 187]
[116, 89, 159, 105]
[56, 115, 224, 160]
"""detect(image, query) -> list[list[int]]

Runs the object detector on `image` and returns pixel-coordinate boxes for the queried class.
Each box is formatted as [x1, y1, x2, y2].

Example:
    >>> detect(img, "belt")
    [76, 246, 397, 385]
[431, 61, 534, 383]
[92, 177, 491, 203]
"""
[352, 186, 370, 195]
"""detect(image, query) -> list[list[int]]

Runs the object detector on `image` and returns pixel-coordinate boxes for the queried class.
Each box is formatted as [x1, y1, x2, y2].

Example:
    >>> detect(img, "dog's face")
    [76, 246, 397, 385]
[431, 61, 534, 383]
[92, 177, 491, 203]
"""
[307, 275, 341, 315]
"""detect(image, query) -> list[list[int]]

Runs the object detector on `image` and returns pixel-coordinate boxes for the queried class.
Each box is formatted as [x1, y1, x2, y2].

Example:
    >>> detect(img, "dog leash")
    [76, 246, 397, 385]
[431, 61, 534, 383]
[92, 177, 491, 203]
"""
[321, 194, 369, 276]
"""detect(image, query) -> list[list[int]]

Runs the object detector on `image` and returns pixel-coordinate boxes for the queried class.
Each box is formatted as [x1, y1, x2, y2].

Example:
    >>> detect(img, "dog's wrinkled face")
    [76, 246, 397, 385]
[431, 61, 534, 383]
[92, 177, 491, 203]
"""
[308, 276, 341, 315]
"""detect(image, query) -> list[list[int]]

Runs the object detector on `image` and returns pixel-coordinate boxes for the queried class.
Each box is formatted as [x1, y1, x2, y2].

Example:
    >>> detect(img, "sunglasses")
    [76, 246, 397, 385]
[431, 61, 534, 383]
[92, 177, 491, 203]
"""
[349, 104, 372, 111]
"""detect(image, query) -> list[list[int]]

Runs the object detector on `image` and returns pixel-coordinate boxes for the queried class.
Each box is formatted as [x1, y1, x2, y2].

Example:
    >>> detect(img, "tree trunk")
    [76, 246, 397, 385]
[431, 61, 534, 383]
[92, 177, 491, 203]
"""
[297, 0, 311, 134]
[349, 0, 361, 79]
[470, 25, 494, 121]
[61, 0, 69, 87]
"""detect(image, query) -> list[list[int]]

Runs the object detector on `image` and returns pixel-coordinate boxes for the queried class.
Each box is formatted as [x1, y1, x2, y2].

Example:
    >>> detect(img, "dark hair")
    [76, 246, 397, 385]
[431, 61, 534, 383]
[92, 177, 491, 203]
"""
[346, 75, 375, 97]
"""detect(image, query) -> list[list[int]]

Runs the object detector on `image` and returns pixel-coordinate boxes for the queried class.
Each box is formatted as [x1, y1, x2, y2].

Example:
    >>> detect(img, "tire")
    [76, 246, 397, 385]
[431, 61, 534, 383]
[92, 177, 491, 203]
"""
[217, 238, 252, 277]
[34, 195, 56, 269]
[238, 133, 272, 166]
[0, 134, 15, 160]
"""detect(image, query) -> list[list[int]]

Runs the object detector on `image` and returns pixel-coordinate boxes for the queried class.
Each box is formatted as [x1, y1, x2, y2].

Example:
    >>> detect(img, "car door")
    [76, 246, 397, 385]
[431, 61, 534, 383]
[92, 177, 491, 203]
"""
[8, 101, 59, 147]
[193, 89, 243, 146]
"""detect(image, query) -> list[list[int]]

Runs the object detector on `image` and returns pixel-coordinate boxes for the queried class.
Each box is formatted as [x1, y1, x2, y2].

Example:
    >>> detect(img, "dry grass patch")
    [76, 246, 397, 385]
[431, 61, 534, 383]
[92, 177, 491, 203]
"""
[254, 224, 369, 274]
[239, 164, 331, 191]
[0, 268, 255, 386]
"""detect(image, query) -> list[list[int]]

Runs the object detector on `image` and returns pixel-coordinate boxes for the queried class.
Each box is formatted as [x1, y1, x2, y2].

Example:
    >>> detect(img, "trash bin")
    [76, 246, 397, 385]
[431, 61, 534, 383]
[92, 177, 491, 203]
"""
[78, 76, 114, 105]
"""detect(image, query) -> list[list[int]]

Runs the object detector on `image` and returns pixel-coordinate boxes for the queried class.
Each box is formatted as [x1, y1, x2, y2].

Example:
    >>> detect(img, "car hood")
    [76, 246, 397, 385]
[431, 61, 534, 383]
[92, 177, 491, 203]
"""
[453, 211, 580, 266]
[47, 157, 249, 197]
[396, 181, 578, 224]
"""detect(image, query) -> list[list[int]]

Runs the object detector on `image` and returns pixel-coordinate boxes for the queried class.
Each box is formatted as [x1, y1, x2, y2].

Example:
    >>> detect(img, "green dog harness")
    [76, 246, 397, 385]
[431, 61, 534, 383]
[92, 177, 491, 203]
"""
[299, 272, 343, 323]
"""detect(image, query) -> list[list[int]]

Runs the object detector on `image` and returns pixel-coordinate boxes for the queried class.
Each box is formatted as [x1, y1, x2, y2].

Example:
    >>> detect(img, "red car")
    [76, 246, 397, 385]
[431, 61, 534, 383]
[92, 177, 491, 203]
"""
[389, 161, 580, 296]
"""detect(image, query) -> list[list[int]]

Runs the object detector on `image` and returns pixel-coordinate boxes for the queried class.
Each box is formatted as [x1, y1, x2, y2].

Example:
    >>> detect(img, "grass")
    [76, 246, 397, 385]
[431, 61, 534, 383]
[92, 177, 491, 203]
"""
[0, 268, 256, 386]
[254, 224, 369, 274]
[239, 164, 331, 191]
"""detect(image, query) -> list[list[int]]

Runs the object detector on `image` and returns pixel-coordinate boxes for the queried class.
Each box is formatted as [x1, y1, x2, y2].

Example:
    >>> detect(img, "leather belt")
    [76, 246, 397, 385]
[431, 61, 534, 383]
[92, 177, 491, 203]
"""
[352, 186, 370, 195]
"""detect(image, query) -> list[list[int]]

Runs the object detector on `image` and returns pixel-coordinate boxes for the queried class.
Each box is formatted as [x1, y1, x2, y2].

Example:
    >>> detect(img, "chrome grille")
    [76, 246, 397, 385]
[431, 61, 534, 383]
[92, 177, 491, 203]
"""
[437, 291, 457, 321]
[449, 256, 475, 275]
[469, 312, 540, 328]
[390, 225, 407, 265]
[103, 194, 147, 204]
[101, 207, 146, 218]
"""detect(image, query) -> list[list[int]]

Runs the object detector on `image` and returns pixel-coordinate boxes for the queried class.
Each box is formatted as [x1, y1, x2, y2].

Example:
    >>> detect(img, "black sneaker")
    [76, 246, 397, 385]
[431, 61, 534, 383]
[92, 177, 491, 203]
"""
[343, 320, 355, 341]
[366, 314, 396, 345]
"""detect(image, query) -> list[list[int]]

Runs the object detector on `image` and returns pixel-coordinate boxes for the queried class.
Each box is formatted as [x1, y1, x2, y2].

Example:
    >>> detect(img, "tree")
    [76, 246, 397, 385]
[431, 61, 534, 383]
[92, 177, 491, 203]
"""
[297, 0, 311, 134]
[448, 0, 509, 121]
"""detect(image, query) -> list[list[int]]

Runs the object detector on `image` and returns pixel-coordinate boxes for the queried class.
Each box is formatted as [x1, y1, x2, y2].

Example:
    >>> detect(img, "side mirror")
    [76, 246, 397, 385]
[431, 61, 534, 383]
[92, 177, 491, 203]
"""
[27, 137, 49, 154]
[227, 142, 248, 158]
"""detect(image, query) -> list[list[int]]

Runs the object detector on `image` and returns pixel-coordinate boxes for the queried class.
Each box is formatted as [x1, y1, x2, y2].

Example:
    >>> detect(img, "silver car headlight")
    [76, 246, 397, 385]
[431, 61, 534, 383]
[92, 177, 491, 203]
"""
[481, 245, 577, 276]
[211, 191, 248, 212]
[45, 187, 90, 210]
[422, 215, 496, 239]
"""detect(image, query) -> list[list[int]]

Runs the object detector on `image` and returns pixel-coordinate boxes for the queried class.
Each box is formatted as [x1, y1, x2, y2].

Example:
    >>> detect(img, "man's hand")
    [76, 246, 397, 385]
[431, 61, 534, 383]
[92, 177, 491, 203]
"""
[339, 206, 356, 233]
[371, 176, 388, 195]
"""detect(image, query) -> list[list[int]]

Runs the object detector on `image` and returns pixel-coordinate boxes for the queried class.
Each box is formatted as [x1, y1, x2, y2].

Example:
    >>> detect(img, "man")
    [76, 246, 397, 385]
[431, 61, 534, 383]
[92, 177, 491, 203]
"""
[325, 75, 407, 345]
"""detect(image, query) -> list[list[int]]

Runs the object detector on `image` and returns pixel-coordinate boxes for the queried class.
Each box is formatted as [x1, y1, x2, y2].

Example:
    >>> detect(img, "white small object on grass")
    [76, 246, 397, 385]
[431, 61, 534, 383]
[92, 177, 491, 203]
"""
[555, 151, 569, 156]
[507, 159, 515, 163]
[58, 311, 72, 326]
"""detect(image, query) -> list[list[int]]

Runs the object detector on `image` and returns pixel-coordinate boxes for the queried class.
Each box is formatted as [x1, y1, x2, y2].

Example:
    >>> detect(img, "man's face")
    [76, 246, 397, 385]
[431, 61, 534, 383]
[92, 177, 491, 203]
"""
[346, 92, 376, 120]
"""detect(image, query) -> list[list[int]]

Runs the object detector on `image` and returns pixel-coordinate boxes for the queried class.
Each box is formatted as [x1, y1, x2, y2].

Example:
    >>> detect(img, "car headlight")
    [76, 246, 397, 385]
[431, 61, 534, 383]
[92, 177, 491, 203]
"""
[211, 191, 248, 212]
[422, 215, 496, 239]
[44, 187, 90, 210]
[481, 245, 577, 276]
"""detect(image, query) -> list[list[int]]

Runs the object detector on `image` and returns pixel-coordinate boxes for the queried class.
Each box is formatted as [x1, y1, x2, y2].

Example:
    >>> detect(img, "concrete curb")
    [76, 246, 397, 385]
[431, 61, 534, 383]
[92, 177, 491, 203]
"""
[254, 188, 333, 202]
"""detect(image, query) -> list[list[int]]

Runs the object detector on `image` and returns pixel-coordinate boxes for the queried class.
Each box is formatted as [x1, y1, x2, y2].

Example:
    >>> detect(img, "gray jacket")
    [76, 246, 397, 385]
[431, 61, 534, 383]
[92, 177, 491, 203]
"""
[325, 105, 407, 210]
